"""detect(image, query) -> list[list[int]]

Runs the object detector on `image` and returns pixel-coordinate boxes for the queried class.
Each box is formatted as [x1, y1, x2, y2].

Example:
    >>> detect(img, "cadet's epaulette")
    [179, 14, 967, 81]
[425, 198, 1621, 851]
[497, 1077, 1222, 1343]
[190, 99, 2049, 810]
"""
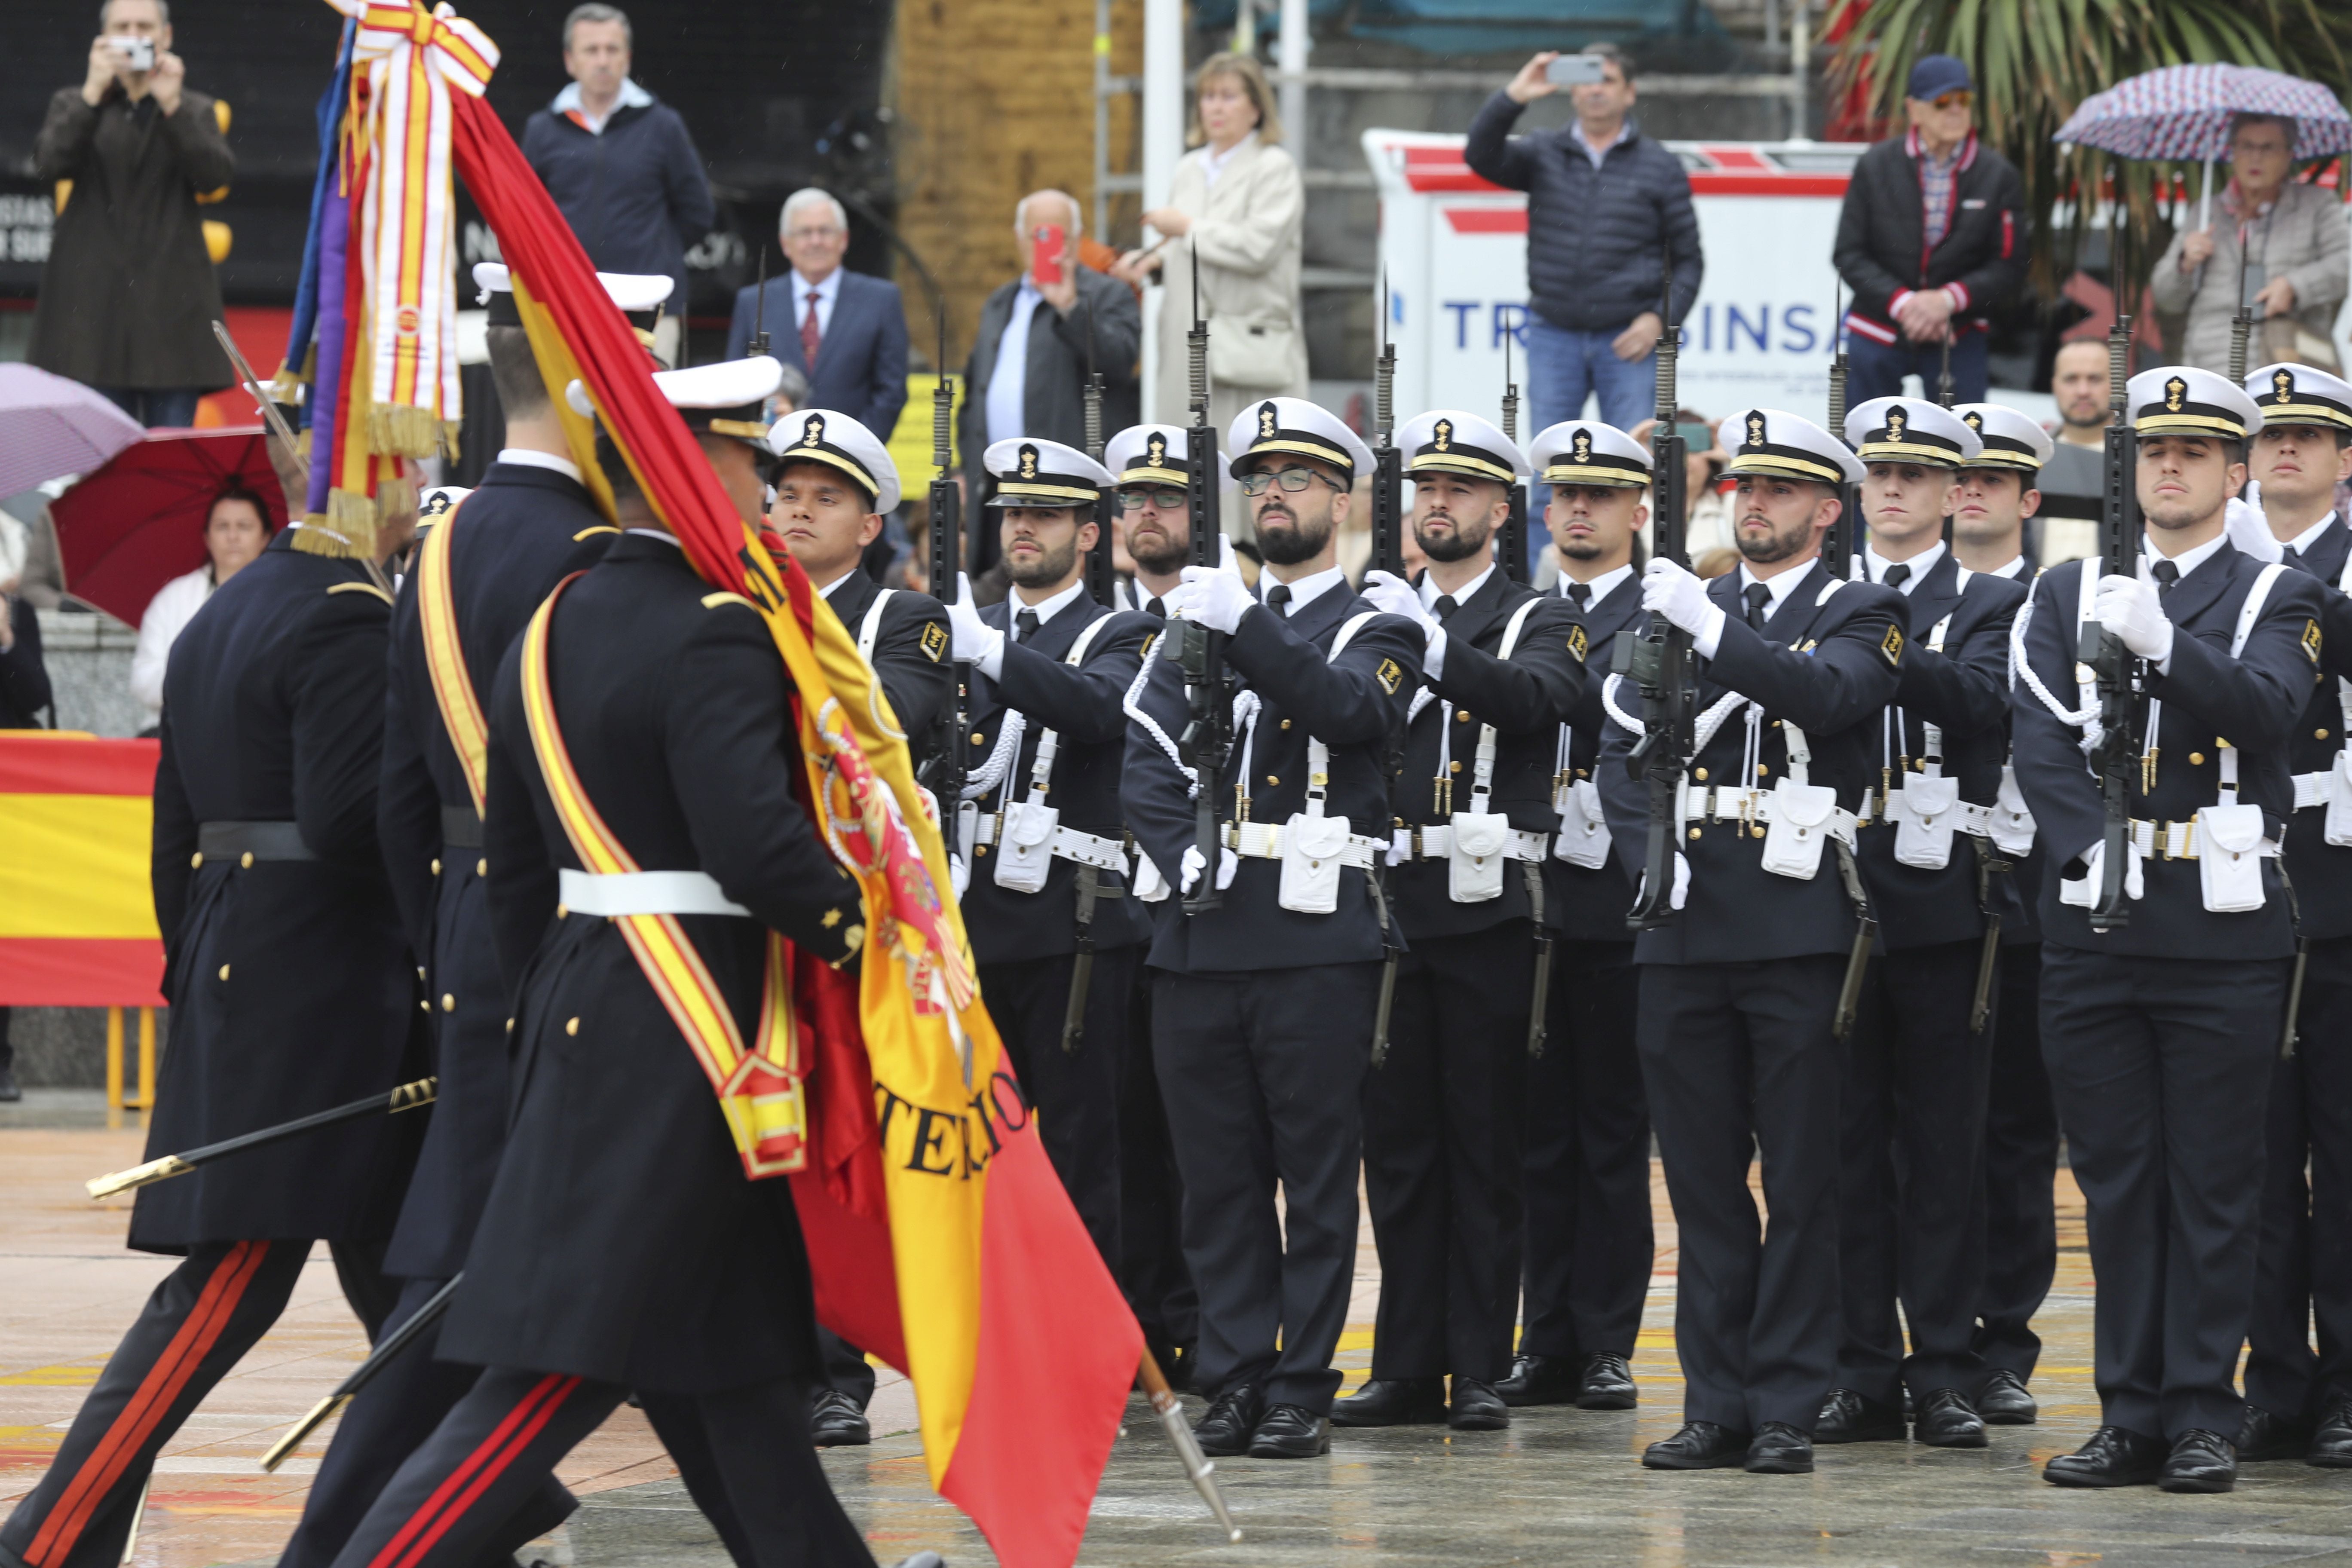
[573, 525, 622, 541]
[328, 581, 395, 606]
[701, 591, 762, 613]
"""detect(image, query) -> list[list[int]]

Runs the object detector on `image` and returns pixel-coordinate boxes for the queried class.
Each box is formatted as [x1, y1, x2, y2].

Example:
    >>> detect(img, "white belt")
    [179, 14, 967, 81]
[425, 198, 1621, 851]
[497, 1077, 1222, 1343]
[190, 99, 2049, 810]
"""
[2125, 817, 2281, 862]
[1224, 820, 1383, 867]
[2294, 771, 2334, 811]
[558, 868, 750, 918]
[1855, 795, 1994, 835]
[1393, 824, 1551, 862]
[968, 814, 1128, 872]
[1681, 786, 1860, 848]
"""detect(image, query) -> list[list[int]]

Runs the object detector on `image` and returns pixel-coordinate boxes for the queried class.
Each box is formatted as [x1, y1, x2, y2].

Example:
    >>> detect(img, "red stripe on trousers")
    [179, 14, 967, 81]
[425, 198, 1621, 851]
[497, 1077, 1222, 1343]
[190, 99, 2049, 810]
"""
[25, 1240, 274, 1567]
[369, 1375, 580, 1568]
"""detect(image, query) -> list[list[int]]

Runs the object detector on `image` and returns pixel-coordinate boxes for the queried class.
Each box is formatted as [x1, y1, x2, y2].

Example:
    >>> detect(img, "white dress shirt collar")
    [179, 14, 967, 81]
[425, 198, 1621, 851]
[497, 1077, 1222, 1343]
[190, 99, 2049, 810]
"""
[816, 569, 861, 600]
[2283, 511, 2340, 556]
[1419, 561, 1494, 611]
[1559, 561, 1636, 605]
[1263, 563, 1346, 616]
[1866, 539, 1944, 593]
[2146, 530, 2229, 580]
[495, 448, 583, 486]
[1989, 554, 2028, 579]
[1010, 577, 1090, 631]
[1736, 560, 1812, 621]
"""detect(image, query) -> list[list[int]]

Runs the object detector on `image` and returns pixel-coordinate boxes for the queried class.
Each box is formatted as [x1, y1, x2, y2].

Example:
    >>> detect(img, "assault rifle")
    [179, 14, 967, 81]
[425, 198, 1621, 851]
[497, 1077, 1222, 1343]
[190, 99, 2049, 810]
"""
[1176, 246, 1233, 916]
[1615, 244, 1692, 929]
[2080, 224, 2143, 934]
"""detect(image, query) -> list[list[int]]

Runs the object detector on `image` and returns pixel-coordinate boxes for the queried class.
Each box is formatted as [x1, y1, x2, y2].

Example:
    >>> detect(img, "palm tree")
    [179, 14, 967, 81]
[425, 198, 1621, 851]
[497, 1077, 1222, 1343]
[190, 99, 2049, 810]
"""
[1825, 0, 2347, 294]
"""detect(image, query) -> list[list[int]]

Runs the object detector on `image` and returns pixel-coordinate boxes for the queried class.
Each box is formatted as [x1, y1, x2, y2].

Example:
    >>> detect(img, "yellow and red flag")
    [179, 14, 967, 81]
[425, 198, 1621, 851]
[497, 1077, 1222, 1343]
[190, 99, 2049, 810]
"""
[414, 23, 1142, 1566]
[0, 735, 165, 1006]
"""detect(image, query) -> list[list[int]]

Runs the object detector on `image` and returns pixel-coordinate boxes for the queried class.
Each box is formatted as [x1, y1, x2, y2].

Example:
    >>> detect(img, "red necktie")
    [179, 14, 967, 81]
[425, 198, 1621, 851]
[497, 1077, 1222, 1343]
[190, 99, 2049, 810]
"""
[799, 291, 822, 370]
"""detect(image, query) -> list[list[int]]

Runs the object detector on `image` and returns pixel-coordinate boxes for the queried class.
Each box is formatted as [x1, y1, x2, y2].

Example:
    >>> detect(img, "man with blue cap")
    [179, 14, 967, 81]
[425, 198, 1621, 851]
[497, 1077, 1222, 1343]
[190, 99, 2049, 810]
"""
[1833, 53, 2029, 407]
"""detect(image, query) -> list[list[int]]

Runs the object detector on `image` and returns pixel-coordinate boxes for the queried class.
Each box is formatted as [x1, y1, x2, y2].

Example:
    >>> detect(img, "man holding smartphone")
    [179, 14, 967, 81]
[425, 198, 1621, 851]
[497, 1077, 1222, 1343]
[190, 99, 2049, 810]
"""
[1466, 43, 1701, 578]
[30, 0, 233, 428]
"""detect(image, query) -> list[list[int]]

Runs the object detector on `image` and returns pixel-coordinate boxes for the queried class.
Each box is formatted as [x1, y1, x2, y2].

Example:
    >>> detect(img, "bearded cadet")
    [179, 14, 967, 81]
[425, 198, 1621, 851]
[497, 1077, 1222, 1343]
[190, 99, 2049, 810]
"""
[1106, 423, 1197, 619]
[1121, 395, 1422, 1460]
[1504, 418, 1656, 1414]
[1948, 401, 2060, 1430]
[2235, 362, 2352, 1469]
[1594, 408, 1896, 1477]
[1813, 397, 2027, 1452]
[1332, 410, 1583, 1435]
[2012, 365, 2324, 1494]
[943, 437, 1156, 1272]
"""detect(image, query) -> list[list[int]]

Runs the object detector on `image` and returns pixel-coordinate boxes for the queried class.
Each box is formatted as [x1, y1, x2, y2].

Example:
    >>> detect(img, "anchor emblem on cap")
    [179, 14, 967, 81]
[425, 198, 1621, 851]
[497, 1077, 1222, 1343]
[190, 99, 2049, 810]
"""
[1433, 418, 1453, 451]
[2165, 376, 2188, 412]
[1745, 411, 1767, 447]
[1146, 432, 1167, 466]
[1259, 403, 1278, 440]
[1963, 411, 1983, 432]
[1019, 444, 1039, 478]
[2275, 368, 2296, 403]
[1572, 430, 1592, 463]
[800, 413, 825, 448]
[1886, 407, 1908, 438]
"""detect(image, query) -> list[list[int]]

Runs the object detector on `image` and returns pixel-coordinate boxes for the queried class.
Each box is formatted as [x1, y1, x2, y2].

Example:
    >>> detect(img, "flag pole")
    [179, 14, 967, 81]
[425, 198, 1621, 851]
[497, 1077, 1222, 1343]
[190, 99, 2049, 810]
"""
[1138, 1350, 1240, 1543]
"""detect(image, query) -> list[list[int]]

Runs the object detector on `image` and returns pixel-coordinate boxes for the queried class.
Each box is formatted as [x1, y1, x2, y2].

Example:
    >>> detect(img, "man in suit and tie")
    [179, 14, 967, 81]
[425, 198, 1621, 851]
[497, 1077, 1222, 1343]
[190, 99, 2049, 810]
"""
[726, 189, 909, 443]
[959, 191, 1141, 536]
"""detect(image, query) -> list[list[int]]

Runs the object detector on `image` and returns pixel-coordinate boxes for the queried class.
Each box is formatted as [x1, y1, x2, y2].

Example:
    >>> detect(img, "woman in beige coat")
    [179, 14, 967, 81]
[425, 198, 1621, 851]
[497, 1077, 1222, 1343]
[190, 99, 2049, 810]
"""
[1121, 55, 1308, 437]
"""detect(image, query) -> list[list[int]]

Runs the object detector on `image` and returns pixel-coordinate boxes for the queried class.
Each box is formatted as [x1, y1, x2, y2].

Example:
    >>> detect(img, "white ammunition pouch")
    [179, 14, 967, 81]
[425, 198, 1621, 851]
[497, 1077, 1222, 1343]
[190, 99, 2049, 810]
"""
[1758, 714, 1841, 882]
[986, 614, 1114, 896]
[1551, 776, 1612, 869]
[2198, 796, 2270, 913]
[1990, 766, 2037, 858]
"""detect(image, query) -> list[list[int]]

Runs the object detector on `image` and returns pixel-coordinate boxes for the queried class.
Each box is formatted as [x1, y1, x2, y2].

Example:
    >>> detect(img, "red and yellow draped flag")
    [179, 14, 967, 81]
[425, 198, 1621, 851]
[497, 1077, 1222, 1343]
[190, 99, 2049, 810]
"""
[416, 23, 1141, 1565]
[0, 736, 165, 1006]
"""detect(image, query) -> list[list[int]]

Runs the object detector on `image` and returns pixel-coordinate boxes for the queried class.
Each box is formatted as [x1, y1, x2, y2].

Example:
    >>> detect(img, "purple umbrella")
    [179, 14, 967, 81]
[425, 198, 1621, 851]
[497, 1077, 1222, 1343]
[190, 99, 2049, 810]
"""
[0, 363, 146, 500]
[2055, 64, 2352, 229]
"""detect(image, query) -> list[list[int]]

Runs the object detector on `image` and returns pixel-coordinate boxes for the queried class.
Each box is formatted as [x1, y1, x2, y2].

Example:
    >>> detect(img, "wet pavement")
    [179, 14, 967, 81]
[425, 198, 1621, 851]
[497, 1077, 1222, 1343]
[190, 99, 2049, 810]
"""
[9, 1092, 2352, 1566]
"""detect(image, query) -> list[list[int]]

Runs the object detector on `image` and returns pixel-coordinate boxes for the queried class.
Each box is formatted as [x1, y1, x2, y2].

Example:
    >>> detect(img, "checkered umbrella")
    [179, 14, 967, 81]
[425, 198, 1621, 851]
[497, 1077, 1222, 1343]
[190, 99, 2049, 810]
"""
[2056, 64, 2351, 229]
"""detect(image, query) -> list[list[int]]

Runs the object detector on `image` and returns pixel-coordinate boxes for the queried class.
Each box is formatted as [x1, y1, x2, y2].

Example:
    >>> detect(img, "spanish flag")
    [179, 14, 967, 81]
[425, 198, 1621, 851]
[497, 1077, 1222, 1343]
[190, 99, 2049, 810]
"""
[428, 39, 1139, 1568]
[0, 735, 165, 1006]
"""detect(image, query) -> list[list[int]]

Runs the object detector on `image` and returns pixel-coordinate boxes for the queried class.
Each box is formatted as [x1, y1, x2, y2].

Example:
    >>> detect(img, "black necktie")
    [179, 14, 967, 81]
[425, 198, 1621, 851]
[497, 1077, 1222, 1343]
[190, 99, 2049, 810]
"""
[2151, 558, 2180, 596]
[1014, 608, 1040, 643]
[1883, 562, 1911, 591]
[1744, 581, 1773, 630]
[1266, 583, 1292, 616]
[1565, 582, 1591, 611]
[1145, 595, 1166, 620]
[1432, 594, 1458, 623]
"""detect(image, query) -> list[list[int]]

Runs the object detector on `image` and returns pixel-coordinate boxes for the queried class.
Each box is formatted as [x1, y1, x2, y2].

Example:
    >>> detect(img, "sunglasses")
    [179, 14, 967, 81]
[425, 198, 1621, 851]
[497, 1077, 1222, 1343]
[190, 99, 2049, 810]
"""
[1238, 468, 1337, 496]
[1931, 90, 1972, 110]
[1118, 487, 1186, 510]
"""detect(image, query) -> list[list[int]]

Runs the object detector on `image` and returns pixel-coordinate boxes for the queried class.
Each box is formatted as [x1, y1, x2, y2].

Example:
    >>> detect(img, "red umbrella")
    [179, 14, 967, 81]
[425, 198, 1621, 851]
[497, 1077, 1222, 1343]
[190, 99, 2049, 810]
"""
[50, 427, 289, 628]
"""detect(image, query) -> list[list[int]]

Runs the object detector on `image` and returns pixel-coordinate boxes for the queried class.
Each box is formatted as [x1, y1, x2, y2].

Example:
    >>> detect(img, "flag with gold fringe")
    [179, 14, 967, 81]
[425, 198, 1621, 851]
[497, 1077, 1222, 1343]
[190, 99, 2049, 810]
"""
[310, 8, 1144, 1564]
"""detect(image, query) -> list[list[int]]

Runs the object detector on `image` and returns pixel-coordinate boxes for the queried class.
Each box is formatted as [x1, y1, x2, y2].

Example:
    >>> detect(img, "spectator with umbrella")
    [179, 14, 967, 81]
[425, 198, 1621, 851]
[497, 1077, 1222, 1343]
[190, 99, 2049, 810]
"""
[129, 486, 274, 735]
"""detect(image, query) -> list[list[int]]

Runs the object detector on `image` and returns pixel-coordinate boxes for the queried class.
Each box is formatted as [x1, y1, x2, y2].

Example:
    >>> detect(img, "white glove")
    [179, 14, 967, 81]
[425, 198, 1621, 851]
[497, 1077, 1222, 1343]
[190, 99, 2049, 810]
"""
[947, 573, 1006, 673]
[1642, 557, 1727, 653]
[2058, 839, 2145, 908]
[1636, 851, 1692, 912]
[1178, 842, 1240, 895]
[1174, 562, 1256, 635]
[2095, 572, 2174, 665]
[1360, 567, 1447, 675]
[2225, 493, 2284, 564]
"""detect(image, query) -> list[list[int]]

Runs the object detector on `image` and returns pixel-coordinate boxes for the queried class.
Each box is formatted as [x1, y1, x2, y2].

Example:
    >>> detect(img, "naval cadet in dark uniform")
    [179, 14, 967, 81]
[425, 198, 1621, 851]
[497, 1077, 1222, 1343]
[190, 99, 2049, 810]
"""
[1102, 423, 1207, 1387]
[2234, 362, 2352, 1467]
[940, 436, 1155, 1268]
[274, 263, 664, 1568]
[760, 406, 939, 1446]
[328, 356, 891, 1568]
[1821, 397, 2027, 1449]
[2013, 365, 2324, 1493]
[1595, 408, 1897, 1476]
[1, 498, 421, 1568]
[1948, 401, 2059, 1429]
[1332, 411, 1583, 1434]
[1504, 419, 1655, 1413]
[1121, 396, 1422, 1459]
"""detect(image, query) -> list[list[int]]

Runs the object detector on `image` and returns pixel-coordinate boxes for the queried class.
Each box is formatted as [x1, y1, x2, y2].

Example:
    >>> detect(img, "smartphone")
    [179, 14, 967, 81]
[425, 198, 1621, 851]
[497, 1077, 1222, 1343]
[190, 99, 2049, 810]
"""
[1545, 53, 1608, 87]
[109, 36, 155, 71]
[1032, 225, 1066, 287]
[1674, 422, 1713, 449]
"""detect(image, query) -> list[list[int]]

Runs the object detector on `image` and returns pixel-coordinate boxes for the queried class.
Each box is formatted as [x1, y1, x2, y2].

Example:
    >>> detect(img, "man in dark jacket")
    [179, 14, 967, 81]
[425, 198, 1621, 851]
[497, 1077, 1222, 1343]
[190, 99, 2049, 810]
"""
[725, 190, 909, 441]
[1831, 55, 2030, 408]
[1464, 43, 1700, 520]
[522, 4, 714, 359]
[32, 0, 233, 427]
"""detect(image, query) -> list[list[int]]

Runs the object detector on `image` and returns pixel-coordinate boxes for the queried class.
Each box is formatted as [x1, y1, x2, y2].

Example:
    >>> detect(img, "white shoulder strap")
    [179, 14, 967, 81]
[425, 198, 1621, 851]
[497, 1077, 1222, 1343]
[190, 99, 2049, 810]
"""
[1332, 609, 1379, 659]
[1016, 609, 1121, 806]
[1816, 576, 1845, 607]
[2232, 560, 2288, 658]
[1467, 598, 1547, 812]
[856, 588, 897, 666]
[1302, 609, 1385, 820]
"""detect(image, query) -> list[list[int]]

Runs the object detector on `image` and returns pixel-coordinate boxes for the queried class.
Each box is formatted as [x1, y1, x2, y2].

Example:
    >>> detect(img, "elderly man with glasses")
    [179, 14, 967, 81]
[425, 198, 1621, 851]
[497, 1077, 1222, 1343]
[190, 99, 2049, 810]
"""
[727, 187, 910, 442]
[1832, 55, 2030, 407]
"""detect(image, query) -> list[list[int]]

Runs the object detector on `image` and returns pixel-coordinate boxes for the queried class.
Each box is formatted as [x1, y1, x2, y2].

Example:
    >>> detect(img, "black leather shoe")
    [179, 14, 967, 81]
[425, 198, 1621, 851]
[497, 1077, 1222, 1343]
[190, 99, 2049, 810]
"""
[1193, 1384, 1265, 1457]
[2308, 1398, 2352, 1467]
[1815, 1387, 1905, 1443]
[2044, 1425, 2166, 1487]
[1745, 1421, 1814, 1474]
[1448, 1378, 1509, 1431]
[1914, 1388, 1987, 1449]
[1331, 1377, 1446, 1427]
[1248, 1403, 1331, 1458]
[2235, 1404, 2307, 1462]
[2160, 1429, 2237, 1493]
[1642, 1421, 1750, 1470]
[1495, 1353, 1581, 1407]
[1577, 1353, 1638, 1410]
[1976, 1368, 2037, 1426]
[810, 1389, 870, 1447]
